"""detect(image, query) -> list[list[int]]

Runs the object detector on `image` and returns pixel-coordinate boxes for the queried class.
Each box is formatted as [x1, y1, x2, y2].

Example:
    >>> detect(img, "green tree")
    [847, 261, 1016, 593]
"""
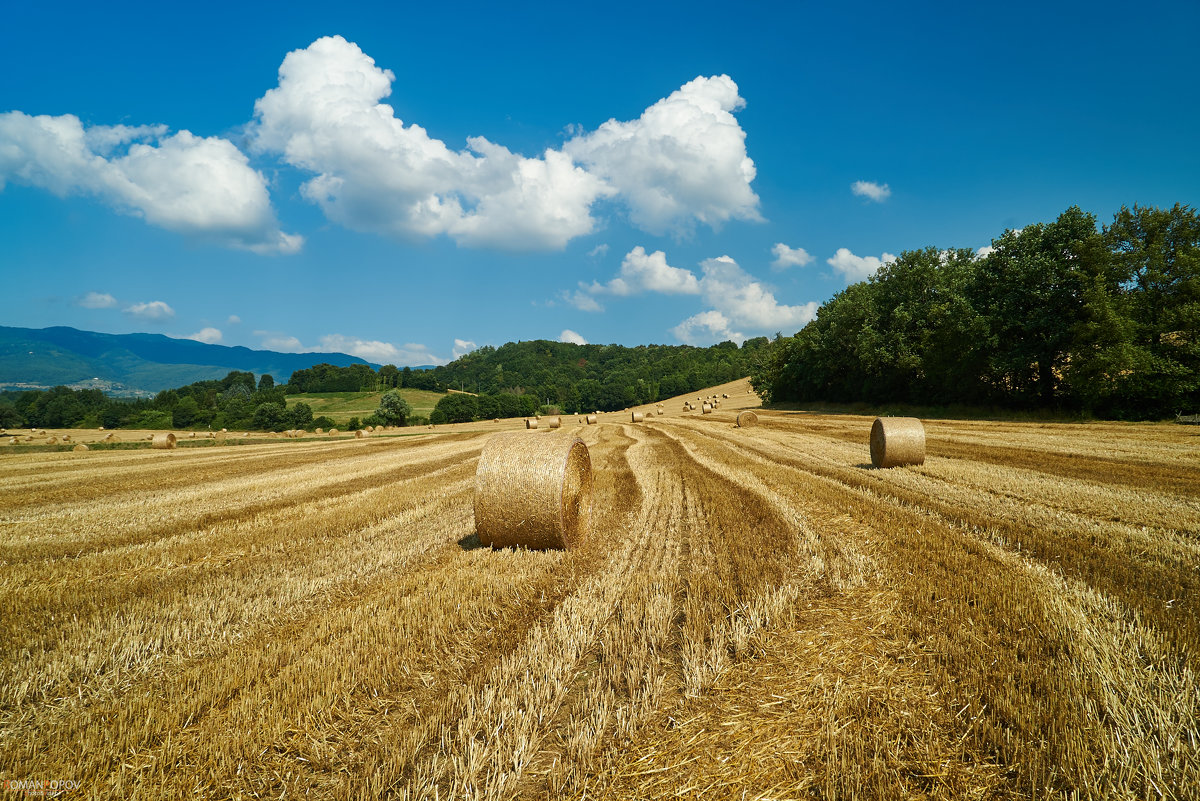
[258, 374, 275, 392]
[252, 402, 287, 431]
[375, 390, 413, 425]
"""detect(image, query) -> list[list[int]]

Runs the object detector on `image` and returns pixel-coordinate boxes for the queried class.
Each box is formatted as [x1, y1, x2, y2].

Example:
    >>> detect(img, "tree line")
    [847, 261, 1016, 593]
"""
[750, 204, 1199, 419]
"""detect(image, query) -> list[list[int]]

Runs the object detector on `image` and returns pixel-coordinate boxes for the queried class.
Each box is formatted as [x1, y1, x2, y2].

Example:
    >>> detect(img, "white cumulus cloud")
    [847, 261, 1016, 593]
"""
[187, 327, 223, 344]
[77, 291, 118, 309]
[975, 245, 996, 259]
[564, 289, 604, 312]
[770, 242, 813, 270]
[317, 334, 446, 366]
[452, 338, 478, 359]
[227, 314, 242, 325]
[590, 246, 700, 296]
[698, 256, 817, 332]
[671, 310, 743, 346]
[851, 180, 891, 202]
[123, 300, 175, 321]
[559, 329, 587, 345]
[826, 248, 897, 282]
[0, 111, 300, 253]
[258, 334, 304, 352]
[564, 74, 761, 235]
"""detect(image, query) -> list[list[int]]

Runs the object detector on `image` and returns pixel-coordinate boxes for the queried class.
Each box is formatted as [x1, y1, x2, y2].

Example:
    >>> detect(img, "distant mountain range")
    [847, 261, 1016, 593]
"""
[0, 326, 382, 395]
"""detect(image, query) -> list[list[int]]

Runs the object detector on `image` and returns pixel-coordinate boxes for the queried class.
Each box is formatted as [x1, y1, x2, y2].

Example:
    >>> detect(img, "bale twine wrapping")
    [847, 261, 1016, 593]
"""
[586, 414, 597, 425]
[870, 417, 925, 468]
[474, 432, 592, 550]
[73, 444, 89, 452]
[702, 403, 712, 414]
[152, 433, 177, 450]
[548, 416, 562, 429]
[526, 418, 539, 430]
[631, 411, 644, 423]
[737, 410, 759, 427]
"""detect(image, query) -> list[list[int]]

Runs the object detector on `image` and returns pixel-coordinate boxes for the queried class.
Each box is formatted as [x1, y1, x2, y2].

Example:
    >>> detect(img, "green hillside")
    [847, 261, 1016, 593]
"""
[286, 389, 444, 425]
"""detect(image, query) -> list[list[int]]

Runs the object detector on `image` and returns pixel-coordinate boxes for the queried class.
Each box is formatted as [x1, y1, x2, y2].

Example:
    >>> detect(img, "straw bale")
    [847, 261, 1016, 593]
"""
[73, 444, 89, 452]
[152, 433, 177, 450]
[586, 414, 598, 425]
[736, 410, 759, 427]
[474, 432, 592, 550]
[656, 408, 664, 415]
[104, 433, 117, 442]
[315, 427, 324, 435]
[702, 403, 712, 414]
[869, 417, 925, 468]
[631, 411, 645, 423]
[221, 428, 227, 433]
[329, 428, 338, 435]
[46, 436, 58, 445]
[548, 416, 562, 429]
[366, 425, 374, 433]
[722, 393, 729, 398]
[526, 418, 539, 430]
[355, 429, 366, 438]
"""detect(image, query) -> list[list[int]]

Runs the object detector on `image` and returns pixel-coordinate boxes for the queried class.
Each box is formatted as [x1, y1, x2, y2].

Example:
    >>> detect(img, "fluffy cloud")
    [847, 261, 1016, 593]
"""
[452, 338, 477, 359]
[123, 300, 175, 321]
[564, 289, 604, 312]
[251, 36, 611, 251]
[0, 111, 300, 253]
[697, 256, 817, 333]
[826, 248, 896, 282]
[559, 329, 587, 345]
[187, 327, 223, 344]
[565, 75, 761, 235]
[317, 334, 446, 366]
[770, 242, 813, 270]
[671, 310, 743, 346]
[227, 314, 242, 325]
[591, 246, 700, 296]
[250, 37, 759, 249]
[851, 180, 891, 202]
[77, 291, 118, 309]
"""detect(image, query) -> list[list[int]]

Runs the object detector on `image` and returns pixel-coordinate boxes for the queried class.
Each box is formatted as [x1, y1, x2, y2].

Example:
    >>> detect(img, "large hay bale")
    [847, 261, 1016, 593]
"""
[631, 411, 645, 423]
[474, 432, 592, 550]
[355, 429, 366, 438]
[548, 416, 562, 429]
[870, 417, 925, 468]
[737, 410, 759, 427]
[701, 403, 712, 414]
[152, 433, 177, 450]
[586, 414, 598, 425]
[526, 418, 539, 430]
[73, 443, 89, 452]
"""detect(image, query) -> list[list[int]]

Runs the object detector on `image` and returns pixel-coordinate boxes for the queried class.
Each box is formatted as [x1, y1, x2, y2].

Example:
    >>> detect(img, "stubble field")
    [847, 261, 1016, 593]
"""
[2, 380, 1197, 800]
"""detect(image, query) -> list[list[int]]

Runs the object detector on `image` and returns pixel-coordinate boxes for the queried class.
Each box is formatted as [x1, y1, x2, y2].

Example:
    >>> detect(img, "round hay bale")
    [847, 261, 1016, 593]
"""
[152, 433, 177, 450]
[722, 393, 729, 398]
[366, 425, 374, 433]
[242, 432, 250, 438]
[315, 427, 324, 435]
[221, 428, 227, 433]
[104, 433, 117, 442]
[656, 408, 664, 415]
[870, 417, 925, 468]
[494, 418, 501, 423]
[586, 414, 598, 425]
[701, 403, 712, 414]
[329, 428, 338, 435]
[73, 443, 89, 452]
[474, 432, 592, 550]
[188, 432, 196, 439]
[631, 411, 645, 423]
[97, 426, 104, 431]
[526, 418, 539, 430]
[62, 435, 71, 442]
[548, 416, 562, 429]
[736, 410, 759, 428]
[46, 436, 58, 445]
[355, 429, 366, 438]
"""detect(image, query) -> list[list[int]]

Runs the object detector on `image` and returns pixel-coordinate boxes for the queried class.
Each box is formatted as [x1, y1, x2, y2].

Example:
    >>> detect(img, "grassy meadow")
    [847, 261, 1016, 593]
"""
[286, 388, 446, 424]
[1, 378, 1197, 799]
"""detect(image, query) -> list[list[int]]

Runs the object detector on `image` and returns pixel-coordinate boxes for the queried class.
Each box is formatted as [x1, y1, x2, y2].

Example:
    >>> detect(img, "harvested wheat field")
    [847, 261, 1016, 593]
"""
[2, 386, 1198, 800]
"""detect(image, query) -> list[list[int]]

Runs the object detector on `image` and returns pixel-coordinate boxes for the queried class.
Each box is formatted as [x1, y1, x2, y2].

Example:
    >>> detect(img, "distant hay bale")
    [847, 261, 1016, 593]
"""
[869, 417, 925, 468]
[366, 425, 374, 433]
[656, 408, 664, 415]
[104, 433, 117, 442]
[315, 427, 324, 435]
[188, 432, 196, 439]
[526, 418, 539, 430]
[98, 426, 104, 431]
[242, 432, 249, 438]
[474, 432, 592, 550]
[722, 393, 729, 398]
[737, 410, 759, 428]
[548, 416, 562, 429]
[586, 414, 597, 425]
[73, 444, 89, 452]
[631, 412, 644, 423]
[152, 433, 177, 450]
[702, 403, 712, 414]
[329, 428, 338, 435]
[62, 435, 71, 442]
[221, 428, 227, 433]
[683, 403, 691, 411]
[46, 436, 58, 445]
[355, 429, 366, 438]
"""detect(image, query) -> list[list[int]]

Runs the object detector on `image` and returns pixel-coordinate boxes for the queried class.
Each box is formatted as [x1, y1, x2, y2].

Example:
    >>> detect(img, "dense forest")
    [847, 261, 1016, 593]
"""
[751, 204, 1200, 419]
[0, 339, 767, 430]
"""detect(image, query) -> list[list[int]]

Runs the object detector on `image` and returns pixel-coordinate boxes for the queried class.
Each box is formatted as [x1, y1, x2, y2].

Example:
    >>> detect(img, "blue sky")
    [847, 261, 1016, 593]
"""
[2, 1, 1197, 366]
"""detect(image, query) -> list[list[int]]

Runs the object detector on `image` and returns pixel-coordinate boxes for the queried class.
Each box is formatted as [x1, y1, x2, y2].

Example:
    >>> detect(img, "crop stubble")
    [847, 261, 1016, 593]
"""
[0, 411, 1196, 799]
